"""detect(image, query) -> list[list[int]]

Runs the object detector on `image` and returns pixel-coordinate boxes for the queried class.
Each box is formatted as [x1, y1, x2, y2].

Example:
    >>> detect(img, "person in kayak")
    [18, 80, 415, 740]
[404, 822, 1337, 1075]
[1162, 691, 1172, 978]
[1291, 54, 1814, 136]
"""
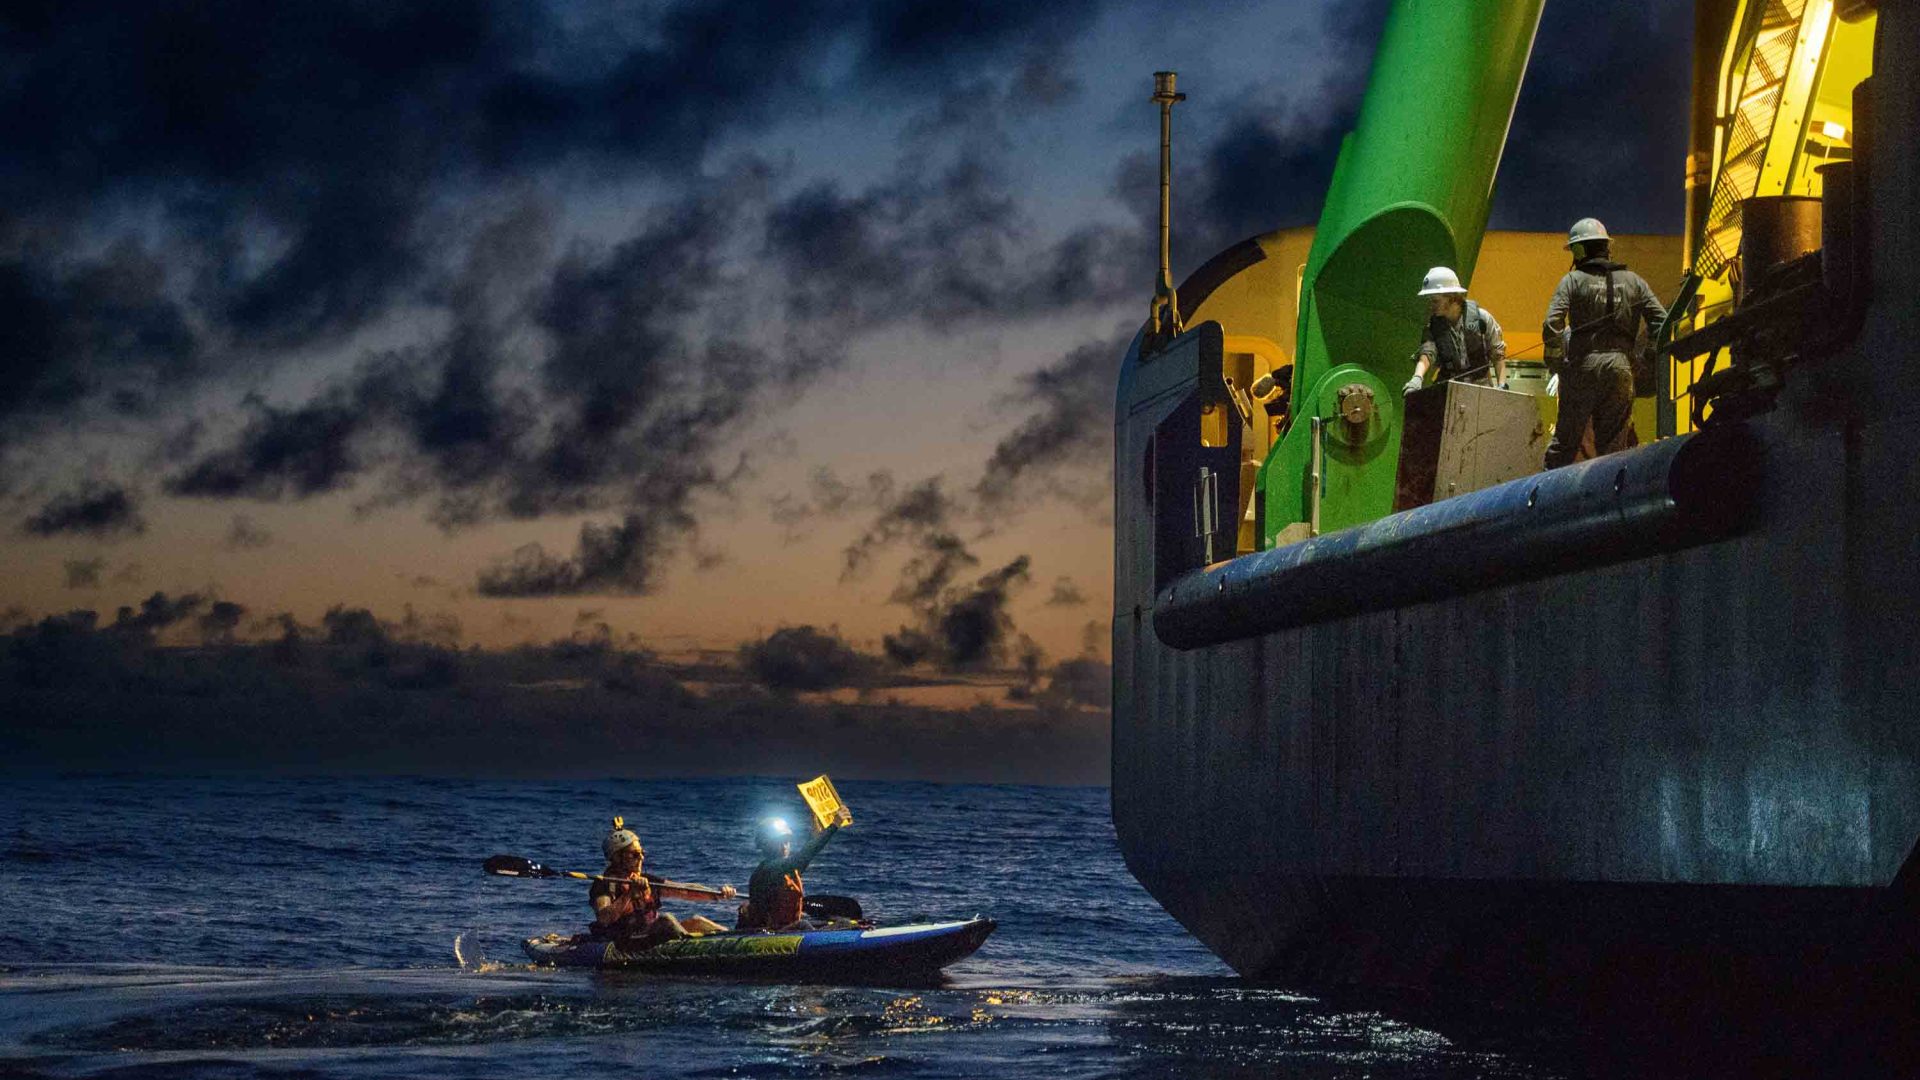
[736, 810, 850, 932]
[590, 818, 731, 946]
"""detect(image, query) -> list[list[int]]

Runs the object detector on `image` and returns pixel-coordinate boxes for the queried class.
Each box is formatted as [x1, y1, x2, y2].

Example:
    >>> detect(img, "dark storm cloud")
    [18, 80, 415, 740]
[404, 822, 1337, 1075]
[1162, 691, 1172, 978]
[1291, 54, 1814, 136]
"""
[1189, 105, 1351, 254]
[1045, 577, 1087, 607]
[765, 163, 1021, 328]
[1008, 654, 1111, 711]
[840, 477, 962, 581]
[0, 240, 200, 440]
[164, 188, 777, 593]
[164, 387, 383, 500]
[21, 481, 146, 539]
[394, 604, 463, 648]
[321, 605, 391, 661]
[770, 467, 898, 541]
[889, 532, 979, 607]
[397, 200, 551, 501]
[0, 0, 1113, 210]
[63, 558, 105, 589]
[432, 190, 781, 590]
[974, 328, 1132, 513]
[1014, 56, 1083, 108]
[883, 554, 1031, 671]
[1090, 5, 1387, 284]
[1046, 656, 1110, 709]
[110, 591, 206, 639]
[1490, 0, 1691, 234]
[163, 198, 548, 513]
[0, 0, 1117, 427]
[739, 625, 875, 694]
[811, 469, 899, 517]
[475, 512, 671, 597]
[764, 157, 1141, 331]
[0, 6, 482, 401]
[224, 515, 272, 550]
[198, 600, 247, 645]
[0, 0, 845, 355]
[856, 0, 1100, 85]
[504, 194, 767, 519]
[825, 468, 1035, 671]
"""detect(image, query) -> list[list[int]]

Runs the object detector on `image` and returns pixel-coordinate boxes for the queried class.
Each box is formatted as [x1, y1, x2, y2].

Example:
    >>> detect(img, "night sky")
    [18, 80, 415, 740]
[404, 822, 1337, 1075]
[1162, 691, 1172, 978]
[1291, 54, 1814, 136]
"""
[0, 0, 1691, 774]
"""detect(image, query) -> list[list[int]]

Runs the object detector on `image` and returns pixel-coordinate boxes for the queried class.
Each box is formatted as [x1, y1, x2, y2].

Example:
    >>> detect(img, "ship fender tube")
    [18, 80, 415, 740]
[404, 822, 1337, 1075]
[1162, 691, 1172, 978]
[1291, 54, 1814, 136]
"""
[1153, 425, 1760, 649]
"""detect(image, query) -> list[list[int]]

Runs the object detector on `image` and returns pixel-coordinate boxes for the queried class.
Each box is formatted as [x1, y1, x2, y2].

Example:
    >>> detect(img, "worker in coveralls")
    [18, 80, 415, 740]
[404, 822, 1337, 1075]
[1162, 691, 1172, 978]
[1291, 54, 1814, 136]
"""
[1404, 266, 1507, 395]
[1541, 218, 1668, 469]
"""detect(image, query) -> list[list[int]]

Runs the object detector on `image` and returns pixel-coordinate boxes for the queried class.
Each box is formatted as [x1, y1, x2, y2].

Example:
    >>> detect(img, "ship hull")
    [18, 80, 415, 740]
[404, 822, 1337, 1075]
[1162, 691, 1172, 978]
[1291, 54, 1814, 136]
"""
[1111, 0, 1920, 1044]
[1112, 415, 1920, 1052]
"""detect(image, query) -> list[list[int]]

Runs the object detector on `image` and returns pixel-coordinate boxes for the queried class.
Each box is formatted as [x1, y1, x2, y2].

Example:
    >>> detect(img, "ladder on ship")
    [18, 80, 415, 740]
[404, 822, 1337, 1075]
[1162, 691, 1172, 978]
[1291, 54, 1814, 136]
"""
[1698, 0, 1842, 279]
[1662, 0, 1870, 435]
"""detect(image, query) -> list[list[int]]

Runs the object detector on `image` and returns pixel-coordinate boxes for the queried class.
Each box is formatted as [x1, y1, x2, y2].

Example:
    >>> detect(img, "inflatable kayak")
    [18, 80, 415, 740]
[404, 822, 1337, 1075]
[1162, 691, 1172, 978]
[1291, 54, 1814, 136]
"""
[523, 917, 995, 979]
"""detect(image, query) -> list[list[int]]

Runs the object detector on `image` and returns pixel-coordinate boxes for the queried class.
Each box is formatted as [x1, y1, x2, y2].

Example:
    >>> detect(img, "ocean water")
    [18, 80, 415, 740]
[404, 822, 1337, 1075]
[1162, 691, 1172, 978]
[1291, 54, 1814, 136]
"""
[0, 775, 1575, 1078]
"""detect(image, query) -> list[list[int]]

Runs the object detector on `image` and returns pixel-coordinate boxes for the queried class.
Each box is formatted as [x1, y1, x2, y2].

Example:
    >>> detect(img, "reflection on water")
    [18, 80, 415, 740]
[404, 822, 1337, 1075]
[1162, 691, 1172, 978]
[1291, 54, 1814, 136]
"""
[0, 775, 1594, 1078]
[6, 967, 1576, 1080]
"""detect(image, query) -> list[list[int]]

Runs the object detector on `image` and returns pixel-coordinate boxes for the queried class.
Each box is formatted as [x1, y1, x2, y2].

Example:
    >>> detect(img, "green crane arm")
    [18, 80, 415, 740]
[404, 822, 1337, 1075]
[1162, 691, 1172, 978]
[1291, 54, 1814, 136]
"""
[1260, 0, 1547, 541]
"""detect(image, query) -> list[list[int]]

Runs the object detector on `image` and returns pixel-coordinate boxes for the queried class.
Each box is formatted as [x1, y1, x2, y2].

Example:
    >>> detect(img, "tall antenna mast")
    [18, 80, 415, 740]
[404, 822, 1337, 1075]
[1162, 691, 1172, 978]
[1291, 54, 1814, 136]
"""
[1150, 71, 1186, 339]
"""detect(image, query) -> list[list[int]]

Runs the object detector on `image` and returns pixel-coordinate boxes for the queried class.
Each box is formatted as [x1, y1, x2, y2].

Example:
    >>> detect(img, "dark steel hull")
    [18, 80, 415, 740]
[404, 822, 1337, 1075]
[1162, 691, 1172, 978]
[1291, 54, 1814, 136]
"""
[1111, 3, 1920, 1044]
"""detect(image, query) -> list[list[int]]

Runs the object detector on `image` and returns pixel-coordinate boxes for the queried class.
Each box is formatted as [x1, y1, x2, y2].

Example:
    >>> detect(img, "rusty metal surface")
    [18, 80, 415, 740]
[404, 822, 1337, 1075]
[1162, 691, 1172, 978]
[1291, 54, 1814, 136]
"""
[1396, 380, 1544, 510]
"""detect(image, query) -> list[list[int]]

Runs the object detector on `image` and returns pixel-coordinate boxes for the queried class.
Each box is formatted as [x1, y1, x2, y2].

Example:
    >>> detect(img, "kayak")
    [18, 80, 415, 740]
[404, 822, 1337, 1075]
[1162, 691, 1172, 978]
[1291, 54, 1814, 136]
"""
[522, 917, 996, 979]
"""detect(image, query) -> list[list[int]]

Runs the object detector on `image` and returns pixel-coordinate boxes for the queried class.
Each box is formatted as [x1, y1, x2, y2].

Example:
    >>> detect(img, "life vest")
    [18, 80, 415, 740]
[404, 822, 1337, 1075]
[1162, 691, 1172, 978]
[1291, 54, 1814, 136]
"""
[740, 863, 805, 930]
[1428, 301, 1495, 379]
[763, 869, 805, 929]
[1564, 259, 1642, 356]
[588, 875, 657, 938]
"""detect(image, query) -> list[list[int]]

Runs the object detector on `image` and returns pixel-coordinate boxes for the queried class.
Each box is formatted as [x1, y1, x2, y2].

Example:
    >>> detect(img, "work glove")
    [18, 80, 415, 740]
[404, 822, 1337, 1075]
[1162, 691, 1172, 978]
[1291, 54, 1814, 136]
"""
[1402, 375, 1424, 396]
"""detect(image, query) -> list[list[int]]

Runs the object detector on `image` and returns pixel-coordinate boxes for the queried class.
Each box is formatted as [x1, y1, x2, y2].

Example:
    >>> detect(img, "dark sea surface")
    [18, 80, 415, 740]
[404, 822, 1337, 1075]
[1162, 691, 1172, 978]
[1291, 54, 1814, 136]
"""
[0, 775, 1580, 1078]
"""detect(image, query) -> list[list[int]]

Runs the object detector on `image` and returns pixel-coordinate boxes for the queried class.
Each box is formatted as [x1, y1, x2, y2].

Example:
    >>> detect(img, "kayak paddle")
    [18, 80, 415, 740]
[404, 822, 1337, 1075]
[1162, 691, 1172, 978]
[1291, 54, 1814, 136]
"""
[482, 854, 735, 903]
[802, 894, 863, 920]
[483, 854, 864, 920]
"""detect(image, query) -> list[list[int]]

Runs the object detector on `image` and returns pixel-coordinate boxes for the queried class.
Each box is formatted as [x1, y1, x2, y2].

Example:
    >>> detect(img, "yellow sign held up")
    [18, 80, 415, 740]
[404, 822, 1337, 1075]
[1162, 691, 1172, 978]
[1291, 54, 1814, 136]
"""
[797, 775, 851, 831]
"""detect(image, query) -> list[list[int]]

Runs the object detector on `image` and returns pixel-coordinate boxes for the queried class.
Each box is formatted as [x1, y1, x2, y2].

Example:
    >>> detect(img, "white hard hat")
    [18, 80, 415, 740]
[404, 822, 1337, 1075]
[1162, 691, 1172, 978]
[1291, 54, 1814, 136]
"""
[1566, 217, 1610, 249]
[1417, 266, 1466, 297]
[602, 816, 642, 860]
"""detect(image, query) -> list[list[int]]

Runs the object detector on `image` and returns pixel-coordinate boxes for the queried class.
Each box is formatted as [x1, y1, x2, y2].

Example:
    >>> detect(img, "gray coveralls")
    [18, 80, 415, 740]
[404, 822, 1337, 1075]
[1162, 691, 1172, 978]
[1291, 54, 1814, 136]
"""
[1541, 260, 1667, 469]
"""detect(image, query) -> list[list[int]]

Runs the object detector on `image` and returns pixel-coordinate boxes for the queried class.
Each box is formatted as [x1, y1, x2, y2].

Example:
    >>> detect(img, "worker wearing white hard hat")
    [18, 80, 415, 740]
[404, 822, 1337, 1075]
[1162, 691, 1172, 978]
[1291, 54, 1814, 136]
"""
[1404, 266, 1507, 396]
[1540, 219, 1668, 468]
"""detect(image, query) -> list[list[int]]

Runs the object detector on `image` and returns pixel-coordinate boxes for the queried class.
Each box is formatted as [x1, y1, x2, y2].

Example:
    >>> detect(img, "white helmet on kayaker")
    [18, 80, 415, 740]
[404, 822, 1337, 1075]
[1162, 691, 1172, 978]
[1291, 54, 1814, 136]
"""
[1417, 266, 1467, 297]
[757, 817, 793, 854]
[603, 816, 642, 861]
[1566, 217, 1610, 249]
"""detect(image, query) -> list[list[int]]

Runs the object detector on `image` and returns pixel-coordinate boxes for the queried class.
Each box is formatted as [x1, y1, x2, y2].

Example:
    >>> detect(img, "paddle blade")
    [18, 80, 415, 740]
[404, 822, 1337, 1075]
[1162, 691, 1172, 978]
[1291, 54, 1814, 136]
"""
[483, 854, 557, 878]
[804, 894, 863, 920]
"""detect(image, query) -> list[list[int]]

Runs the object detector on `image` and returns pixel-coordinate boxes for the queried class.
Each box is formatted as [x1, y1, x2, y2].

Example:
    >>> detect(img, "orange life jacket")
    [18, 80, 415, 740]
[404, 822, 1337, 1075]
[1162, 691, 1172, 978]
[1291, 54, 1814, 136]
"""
[589, 875, 657, 937]
[762, 869, 804, 929]
[739, 864, 805, 930]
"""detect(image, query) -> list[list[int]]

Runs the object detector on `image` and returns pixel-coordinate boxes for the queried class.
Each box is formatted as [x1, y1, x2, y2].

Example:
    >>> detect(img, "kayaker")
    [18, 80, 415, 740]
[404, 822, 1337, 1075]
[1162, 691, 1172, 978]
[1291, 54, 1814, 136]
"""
[737, 809, 850, 932]
[590, 818, 730, 946]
